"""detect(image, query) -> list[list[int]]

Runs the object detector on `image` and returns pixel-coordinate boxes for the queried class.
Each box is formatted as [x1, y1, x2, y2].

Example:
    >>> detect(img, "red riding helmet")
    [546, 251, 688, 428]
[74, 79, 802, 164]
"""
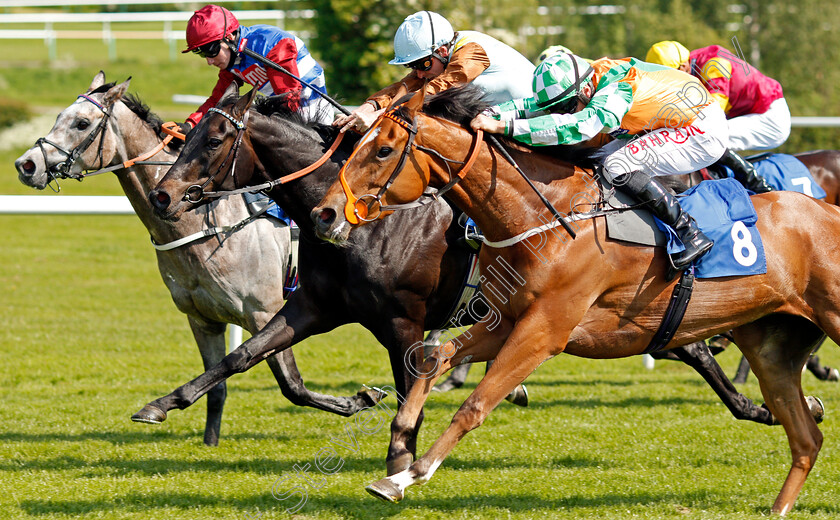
[182, 5, 239, 53]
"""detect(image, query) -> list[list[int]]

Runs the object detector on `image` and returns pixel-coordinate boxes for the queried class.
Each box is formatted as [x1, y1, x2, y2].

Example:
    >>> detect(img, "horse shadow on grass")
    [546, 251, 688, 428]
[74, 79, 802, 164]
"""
[0, 429, 291, 445]
[16, 487, 801, 518]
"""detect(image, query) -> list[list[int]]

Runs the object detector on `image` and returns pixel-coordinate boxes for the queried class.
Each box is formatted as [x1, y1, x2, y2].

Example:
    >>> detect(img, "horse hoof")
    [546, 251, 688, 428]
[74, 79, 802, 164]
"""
[131, 404, 167, 424]
[357, 387, 386, 407]
[827, 368, 840, 382]
[806, 395, 825, 424]
[365, 478, 403, 503]
[505, 384, 529, 407]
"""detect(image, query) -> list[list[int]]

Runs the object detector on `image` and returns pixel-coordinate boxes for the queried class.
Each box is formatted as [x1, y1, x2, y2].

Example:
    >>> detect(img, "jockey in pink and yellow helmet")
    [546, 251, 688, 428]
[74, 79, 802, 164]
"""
[647, 40, 789, 193]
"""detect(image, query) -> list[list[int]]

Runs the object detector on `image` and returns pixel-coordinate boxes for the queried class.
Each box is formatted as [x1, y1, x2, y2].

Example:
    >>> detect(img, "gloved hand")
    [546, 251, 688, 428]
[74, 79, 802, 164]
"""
[178, 121, 193, 135]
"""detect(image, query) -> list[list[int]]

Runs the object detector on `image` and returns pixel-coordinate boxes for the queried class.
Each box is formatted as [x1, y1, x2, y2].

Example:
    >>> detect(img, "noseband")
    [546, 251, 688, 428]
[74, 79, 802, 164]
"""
[34, 94, 111, 190]
[183, 107, 249, 203]
[338, 104, 483, 224]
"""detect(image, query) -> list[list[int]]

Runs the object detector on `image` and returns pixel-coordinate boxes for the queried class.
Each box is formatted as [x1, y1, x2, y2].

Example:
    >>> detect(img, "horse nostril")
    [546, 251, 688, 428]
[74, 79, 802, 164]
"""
[149, 189, 171, 210]
[19, 160, 36, 174]
[319, 208, 336, 225]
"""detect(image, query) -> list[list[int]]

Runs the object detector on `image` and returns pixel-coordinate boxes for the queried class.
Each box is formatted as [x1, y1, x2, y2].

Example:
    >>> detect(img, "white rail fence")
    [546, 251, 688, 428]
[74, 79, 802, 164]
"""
[0, 9, 315, 61]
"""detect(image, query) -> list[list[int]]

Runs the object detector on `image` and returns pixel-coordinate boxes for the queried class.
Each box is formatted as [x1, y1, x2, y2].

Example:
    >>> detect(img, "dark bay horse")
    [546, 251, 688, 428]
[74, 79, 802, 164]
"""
[135, 84, 505, 459]
[13, 72, 375, 446]
[142, 87, 819, 466]
[311, 85, 840, 515]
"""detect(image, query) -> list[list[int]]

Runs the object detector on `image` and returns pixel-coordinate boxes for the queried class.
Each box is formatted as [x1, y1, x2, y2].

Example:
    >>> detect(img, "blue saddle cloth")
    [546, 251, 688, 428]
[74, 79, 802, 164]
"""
[659, 178, 766, 278]
[722, 153, 826, 199]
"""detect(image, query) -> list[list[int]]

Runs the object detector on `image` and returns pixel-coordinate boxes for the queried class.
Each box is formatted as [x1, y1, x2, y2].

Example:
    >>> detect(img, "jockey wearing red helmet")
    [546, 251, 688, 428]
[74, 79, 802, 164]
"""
[182, 5, 330, 131]
[183, 4, 239, 54]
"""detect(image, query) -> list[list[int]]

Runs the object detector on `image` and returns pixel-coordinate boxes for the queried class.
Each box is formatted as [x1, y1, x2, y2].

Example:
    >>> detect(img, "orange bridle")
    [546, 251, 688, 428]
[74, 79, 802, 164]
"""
[338, 104, 483, 224]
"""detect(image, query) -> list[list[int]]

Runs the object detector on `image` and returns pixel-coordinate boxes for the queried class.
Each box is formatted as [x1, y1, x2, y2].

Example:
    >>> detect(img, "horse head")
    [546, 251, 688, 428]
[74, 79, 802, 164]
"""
[312, 85, 487, 243]
[15, 71, 130, 190]
[149, 85, 261, 220]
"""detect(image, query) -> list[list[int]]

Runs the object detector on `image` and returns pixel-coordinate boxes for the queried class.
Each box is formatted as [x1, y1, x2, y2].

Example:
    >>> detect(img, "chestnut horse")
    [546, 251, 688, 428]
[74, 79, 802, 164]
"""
[140, 87, 810, 462]
[312, 85, 839, 515]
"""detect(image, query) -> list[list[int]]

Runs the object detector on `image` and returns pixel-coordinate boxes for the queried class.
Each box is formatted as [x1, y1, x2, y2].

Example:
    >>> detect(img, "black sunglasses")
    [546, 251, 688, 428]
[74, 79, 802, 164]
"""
[193, 40, 222, 58]
[405, 56, 434, 72]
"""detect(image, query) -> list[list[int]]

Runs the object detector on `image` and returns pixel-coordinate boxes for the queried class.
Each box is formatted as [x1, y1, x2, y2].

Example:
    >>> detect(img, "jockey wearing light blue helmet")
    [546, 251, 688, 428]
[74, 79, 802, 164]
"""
[334, 11, 536, 133]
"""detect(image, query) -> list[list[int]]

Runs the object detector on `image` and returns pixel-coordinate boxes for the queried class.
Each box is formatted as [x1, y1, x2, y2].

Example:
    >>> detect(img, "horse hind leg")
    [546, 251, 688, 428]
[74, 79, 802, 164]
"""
[669, 341, 774, 425]
[733, 315, 825, 515]
[804, 339, 840, 381]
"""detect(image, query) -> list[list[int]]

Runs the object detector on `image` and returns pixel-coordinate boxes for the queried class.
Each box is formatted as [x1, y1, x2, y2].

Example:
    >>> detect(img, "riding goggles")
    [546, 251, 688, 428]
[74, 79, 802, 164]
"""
[193, 40, 222, 58]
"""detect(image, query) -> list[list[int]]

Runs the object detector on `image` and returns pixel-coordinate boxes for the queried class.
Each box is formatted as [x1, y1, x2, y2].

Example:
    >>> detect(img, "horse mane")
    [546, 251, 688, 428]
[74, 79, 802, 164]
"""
[89, 82, 182, 151]
[422, 85, 596, 170]
[251, 92, 361, 150]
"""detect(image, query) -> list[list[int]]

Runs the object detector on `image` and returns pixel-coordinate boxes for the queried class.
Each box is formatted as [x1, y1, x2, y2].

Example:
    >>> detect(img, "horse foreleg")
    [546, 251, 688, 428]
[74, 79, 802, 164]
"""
[733, 316, 825, 516]
[670, 341, 774, 425]
[369, 313, 548, 503]
[131, 296, 333, 426]
[186, 316, 228, 446]
[383, 318, 513, 479]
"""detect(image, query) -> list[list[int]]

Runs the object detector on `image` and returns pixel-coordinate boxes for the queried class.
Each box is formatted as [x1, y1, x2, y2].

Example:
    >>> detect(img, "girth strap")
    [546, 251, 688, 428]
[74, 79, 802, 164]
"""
[642, 266, 695, 354]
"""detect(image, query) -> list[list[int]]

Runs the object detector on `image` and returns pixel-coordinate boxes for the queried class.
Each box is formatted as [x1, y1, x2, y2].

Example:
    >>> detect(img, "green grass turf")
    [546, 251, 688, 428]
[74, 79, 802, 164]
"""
[1, 212, 839, 519]
[2, 33, 840, 519]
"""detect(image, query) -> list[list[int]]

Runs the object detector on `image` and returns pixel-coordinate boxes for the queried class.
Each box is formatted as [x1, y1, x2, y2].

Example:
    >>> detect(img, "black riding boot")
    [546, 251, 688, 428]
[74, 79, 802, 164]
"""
[614, 170, 714, 270]
[716, 149, 775, 194]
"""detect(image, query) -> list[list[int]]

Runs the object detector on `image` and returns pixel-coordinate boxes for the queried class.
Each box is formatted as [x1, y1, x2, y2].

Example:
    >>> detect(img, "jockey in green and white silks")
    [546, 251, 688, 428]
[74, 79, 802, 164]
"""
[471, 52, 732, 271]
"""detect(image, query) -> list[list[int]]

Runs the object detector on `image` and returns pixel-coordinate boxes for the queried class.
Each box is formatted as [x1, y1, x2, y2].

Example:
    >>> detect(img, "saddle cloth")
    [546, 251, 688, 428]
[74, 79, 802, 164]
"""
[605, 177, 766, 278]
[725, 153, 827, 199]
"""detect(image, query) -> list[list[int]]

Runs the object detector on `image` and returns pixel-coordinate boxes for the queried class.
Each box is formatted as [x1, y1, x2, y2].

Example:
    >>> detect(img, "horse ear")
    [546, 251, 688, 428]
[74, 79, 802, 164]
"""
[101, 77, 131, 108]
[232, 87, 258, 119]
[405, 81, 428, 116]
[87, 71, 106, 93]
[221, 81, 240, 103]
[384, 82, 410, 112]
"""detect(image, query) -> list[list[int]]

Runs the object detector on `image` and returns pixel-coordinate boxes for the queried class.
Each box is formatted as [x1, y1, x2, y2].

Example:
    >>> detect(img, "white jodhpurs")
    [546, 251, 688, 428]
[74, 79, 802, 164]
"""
[726, 97, 791, 152]
[601, 103, 729, 182]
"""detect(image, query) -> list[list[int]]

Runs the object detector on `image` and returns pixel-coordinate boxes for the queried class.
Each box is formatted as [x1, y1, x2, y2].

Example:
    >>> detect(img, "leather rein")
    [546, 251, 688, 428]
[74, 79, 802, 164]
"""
[337, 104, 484, 224]
[181, 107, 347, 203]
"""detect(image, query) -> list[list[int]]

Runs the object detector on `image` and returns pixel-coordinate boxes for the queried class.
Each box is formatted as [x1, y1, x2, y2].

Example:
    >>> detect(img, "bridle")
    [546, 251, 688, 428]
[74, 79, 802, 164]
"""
[30, 93, 183, 192]
[337, 103, 483, 224]
[34, 94, 111, 190]
[179, 106, 346, 202]
[183, 107, 249, 203]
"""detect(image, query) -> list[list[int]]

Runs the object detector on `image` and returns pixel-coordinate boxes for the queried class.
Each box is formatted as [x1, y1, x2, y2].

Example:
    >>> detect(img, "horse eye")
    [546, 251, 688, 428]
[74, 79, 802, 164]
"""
[376, 146, 393, 159]
[207, 138, 222, 149]
[76, 119, 90, 130]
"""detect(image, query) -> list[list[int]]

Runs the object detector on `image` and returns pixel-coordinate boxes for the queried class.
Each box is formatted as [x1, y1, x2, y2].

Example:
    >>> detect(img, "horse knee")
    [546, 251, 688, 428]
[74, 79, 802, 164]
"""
[221, 346, 252, 373]
[450, 401, 487, 433]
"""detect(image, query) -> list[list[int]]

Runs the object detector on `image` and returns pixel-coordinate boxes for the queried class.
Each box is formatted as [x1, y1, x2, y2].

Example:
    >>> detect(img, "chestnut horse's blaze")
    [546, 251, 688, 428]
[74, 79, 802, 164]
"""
[313, 85, 840, 515]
